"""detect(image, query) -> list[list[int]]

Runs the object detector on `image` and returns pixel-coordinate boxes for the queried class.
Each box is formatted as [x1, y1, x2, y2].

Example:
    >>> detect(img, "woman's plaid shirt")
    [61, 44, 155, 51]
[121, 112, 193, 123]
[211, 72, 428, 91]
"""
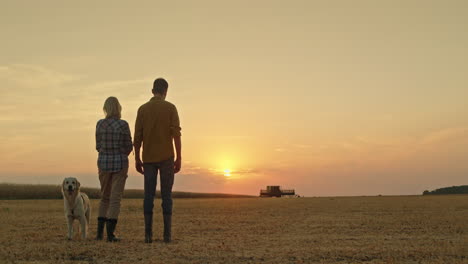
[96, 118, 133, 172]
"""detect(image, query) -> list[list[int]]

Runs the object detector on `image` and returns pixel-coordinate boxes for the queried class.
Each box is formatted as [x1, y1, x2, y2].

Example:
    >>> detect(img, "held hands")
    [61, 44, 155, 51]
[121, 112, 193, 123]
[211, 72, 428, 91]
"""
[174, 158, 181, 173]
[135, 158, 144, 174]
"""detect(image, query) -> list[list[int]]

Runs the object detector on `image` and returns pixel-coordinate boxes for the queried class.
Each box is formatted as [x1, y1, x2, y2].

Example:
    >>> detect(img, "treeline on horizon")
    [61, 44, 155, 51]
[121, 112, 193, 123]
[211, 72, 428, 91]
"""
[0, 183, 254, 200]
[423, 185, 468, 195]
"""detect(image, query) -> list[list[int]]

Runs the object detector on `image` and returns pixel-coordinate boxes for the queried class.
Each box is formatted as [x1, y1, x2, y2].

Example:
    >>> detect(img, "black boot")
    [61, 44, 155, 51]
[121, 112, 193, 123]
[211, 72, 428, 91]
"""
[106, 218, 121, 242]
[163, 214, 171, 243]
[144, 214, 153, 243]
[96, 217, 107, 240]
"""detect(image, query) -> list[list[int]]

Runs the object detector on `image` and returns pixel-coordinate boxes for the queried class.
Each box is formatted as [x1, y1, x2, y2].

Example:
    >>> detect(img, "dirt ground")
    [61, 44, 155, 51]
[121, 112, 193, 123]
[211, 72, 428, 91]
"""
[0, 196, 467, 264]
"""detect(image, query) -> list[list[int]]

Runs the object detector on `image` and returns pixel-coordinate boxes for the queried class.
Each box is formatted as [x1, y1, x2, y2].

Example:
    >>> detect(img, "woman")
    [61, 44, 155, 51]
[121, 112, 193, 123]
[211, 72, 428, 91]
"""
[95, 97, 133, 242]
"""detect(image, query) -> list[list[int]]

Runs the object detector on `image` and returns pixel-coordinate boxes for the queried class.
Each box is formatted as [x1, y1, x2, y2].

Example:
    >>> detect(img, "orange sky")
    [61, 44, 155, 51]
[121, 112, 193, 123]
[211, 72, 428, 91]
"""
[1, 1, 467, 196]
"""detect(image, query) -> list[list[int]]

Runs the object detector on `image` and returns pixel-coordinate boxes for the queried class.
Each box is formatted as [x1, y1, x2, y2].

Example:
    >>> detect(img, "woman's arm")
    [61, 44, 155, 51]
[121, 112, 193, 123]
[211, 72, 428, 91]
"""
[95, 120, 102, 152]
[121, 121, 133, 156]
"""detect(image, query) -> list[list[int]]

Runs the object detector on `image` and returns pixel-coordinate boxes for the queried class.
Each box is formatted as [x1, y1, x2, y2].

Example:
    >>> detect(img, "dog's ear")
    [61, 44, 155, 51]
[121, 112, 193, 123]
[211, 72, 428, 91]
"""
[62, 178, 66, 192]
[76, 180, 81, 190]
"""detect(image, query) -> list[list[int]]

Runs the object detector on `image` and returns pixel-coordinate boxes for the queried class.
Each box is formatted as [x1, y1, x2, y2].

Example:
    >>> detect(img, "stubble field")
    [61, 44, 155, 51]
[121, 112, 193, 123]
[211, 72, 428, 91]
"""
[1, 195, 467, 264]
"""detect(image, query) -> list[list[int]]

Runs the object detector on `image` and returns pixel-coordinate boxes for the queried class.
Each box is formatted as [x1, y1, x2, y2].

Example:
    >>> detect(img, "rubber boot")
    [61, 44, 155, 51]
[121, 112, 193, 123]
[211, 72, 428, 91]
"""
[106, 218, 121, 242]
[144, 214, 153, 243]
[163, 214, 171, 243]
[96, 217, 107, 240]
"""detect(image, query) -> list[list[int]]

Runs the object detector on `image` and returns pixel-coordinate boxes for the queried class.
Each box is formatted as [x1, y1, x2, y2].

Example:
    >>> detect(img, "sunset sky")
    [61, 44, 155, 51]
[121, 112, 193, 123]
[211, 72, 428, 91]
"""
[1, 1, 467, 196]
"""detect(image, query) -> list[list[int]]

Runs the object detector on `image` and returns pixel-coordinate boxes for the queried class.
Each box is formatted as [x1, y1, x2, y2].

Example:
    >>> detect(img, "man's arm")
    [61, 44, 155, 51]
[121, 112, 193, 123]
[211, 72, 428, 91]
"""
[171, 105, 182, 173]
[174, 135, 181, 173]
[134, 108, 144, 174]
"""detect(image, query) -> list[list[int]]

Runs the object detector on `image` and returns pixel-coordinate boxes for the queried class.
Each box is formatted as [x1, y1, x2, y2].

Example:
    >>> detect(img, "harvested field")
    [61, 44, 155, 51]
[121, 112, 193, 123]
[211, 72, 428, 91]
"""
[1, 195, 467, 264]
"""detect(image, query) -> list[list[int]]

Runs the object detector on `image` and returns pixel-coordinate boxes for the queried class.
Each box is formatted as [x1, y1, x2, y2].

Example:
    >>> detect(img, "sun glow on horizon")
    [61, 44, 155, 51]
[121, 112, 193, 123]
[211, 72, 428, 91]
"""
[223, 169, 231, 177]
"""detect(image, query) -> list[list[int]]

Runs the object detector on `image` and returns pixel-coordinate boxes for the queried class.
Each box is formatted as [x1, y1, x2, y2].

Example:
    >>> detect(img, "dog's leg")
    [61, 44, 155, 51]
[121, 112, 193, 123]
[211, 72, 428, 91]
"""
[85, 208, 90, 226]
[80, 216, 87, 239]
[67, 216, 74, 240]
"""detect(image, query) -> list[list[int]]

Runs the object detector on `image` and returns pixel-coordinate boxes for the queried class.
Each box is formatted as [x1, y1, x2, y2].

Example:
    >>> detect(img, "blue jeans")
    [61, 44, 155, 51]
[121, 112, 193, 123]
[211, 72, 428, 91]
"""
[143, 158, 175, 215]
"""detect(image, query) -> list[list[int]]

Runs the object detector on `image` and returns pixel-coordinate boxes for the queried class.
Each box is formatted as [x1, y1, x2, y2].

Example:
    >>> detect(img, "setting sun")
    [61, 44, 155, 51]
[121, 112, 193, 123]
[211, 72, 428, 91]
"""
[223, 169, 231, 177]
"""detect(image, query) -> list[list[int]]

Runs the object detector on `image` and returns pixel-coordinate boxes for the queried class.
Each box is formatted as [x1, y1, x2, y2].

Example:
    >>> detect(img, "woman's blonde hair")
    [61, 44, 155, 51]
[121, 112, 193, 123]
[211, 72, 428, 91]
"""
[103, 97, 122, 119]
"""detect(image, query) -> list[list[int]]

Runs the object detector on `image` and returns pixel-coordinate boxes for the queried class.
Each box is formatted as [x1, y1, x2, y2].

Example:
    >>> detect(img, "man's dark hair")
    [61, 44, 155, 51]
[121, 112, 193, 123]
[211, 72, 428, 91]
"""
[152, 78, 169, 95]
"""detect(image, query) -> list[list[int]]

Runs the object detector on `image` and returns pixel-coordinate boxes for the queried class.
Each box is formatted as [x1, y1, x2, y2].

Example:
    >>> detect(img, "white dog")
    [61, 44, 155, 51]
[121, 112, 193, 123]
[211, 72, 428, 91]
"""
[61, 177, 91, 240]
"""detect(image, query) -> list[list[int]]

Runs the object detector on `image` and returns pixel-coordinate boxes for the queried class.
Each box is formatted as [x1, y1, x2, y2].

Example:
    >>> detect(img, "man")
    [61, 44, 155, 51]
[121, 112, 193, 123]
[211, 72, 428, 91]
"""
[134, 78, 182, 243]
